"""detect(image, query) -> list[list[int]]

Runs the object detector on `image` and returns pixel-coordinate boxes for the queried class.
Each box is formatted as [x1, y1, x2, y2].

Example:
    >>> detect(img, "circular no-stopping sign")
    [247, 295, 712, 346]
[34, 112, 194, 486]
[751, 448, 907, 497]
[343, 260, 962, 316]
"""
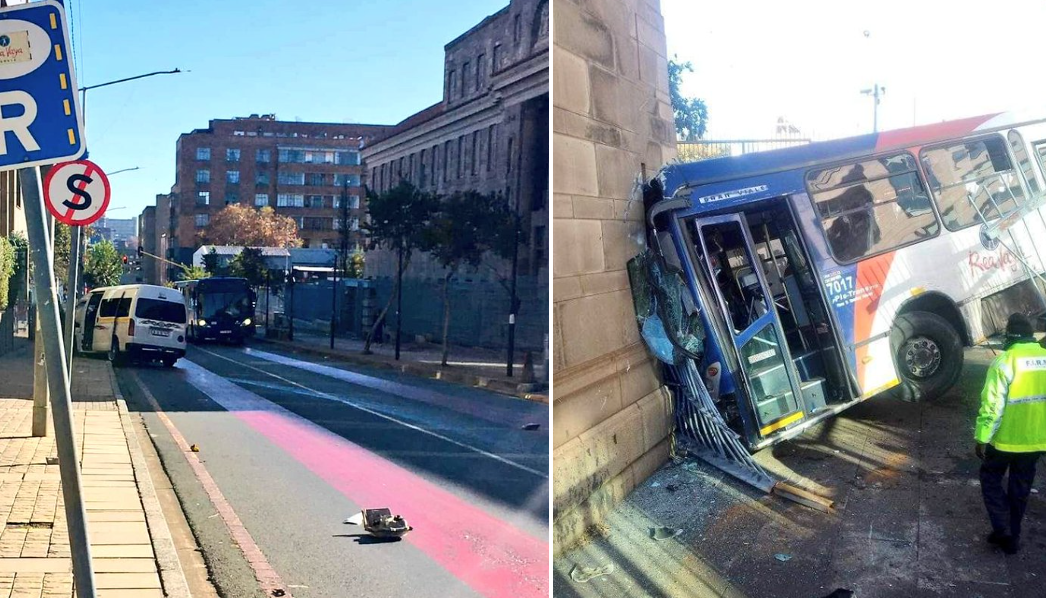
[43, 160, 111, 226]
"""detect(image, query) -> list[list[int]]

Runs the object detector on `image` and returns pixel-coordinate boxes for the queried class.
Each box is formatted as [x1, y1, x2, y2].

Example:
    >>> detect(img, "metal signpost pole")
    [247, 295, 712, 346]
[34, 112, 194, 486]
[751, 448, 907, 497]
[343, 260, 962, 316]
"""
[330, 254, 337, 350]
[32, 214, 54, 437]
[63, 224, 81, 373]
[19, 167, 97, 597]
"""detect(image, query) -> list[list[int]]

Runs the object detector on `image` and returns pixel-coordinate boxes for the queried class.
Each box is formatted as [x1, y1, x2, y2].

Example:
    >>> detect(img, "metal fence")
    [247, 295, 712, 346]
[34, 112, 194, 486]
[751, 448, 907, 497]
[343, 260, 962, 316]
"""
[677, 138, 812, 162]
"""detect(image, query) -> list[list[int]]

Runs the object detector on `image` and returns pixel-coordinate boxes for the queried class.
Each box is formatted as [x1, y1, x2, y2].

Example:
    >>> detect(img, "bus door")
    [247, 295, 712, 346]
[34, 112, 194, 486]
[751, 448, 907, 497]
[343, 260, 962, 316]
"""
[81, 291, 103, 351]
[692, 214, 806, 437]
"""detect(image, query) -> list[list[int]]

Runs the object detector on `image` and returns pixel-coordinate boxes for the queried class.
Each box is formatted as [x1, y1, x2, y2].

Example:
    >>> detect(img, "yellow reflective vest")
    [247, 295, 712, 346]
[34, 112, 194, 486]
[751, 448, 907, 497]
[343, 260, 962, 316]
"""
[975, 341, 1046, 452]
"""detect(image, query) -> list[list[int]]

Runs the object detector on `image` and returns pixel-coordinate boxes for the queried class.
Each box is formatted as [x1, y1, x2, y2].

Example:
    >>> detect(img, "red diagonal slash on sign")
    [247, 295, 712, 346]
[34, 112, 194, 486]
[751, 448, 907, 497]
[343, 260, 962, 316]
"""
[62, 161, 97, 221]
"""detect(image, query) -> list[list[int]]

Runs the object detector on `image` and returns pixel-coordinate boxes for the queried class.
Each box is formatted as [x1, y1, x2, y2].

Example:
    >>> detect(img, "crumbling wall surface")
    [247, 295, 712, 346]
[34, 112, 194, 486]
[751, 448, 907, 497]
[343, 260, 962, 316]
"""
[552, 0, 677, 554]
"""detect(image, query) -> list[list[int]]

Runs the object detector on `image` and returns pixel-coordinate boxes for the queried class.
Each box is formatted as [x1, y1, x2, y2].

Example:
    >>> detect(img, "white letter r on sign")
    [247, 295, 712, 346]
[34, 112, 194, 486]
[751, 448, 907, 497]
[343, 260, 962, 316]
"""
[0, 91, 39, 156]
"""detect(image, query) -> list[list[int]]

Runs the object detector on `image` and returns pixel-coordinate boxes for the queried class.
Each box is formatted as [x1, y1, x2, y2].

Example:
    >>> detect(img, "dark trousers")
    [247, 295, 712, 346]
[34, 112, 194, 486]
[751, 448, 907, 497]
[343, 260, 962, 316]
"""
[979, 445, 1043, 538]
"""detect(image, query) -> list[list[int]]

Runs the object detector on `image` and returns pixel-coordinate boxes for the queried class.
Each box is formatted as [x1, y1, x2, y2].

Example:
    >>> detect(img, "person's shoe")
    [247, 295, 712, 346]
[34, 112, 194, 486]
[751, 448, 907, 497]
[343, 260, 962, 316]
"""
[987, 530, 1010, 546]
[1001, 535, 1020, 555]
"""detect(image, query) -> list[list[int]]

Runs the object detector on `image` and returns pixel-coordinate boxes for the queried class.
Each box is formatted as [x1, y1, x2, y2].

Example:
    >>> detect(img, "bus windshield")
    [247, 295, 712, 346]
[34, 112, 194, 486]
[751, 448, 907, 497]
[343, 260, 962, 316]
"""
[197, 280, 252, 321]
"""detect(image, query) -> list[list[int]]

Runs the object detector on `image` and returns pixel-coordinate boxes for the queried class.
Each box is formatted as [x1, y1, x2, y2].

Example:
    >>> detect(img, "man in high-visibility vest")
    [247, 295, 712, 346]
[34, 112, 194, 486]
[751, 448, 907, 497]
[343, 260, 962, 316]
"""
[976, 313, 1046, 555]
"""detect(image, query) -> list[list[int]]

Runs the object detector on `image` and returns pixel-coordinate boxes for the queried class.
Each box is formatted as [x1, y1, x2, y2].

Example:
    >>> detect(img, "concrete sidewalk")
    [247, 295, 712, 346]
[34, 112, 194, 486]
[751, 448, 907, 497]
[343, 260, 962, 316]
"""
[0, 340, 189, 598]
[258, 327, 549, 401]
[554, 344, 1046, 597]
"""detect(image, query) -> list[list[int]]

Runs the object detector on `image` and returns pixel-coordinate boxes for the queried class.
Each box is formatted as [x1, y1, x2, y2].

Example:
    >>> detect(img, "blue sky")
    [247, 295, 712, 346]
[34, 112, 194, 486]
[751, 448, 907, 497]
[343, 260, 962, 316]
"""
[70, 0, 506, 222]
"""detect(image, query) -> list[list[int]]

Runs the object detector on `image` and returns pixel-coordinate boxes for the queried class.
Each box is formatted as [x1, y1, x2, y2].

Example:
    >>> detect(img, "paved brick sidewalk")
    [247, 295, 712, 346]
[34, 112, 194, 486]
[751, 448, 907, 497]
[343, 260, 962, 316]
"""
[0, 340, 188, 598]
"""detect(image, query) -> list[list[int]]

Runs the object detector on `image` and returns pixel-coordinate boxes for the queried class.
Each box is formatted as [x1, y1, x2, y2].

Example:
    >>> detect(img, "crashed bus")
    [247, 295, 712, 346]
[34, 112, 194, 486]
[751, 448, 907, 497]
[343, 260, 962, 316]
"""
[636, 111, 1046, 458]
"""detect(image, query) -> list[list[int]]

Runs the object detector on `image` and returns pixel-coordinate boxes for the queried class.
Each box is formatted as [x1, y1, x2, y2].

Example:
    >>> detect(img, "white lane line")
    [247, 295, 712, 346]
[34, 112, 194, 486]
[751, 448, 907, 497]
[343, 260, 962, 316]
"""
[192, 347, 548, 479]
[128, 371, 292, 598]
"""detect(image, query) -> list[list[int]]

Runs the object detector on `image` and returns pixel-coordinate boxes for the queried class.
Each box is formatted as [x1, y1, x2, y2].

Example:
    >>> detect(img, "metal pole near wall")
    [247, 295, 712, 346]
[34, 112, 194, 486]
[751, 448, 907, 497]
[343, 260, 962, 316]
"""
[32, 213, 54, 437]
[63, 225, 81, 374]
[19, 167, 97, 597]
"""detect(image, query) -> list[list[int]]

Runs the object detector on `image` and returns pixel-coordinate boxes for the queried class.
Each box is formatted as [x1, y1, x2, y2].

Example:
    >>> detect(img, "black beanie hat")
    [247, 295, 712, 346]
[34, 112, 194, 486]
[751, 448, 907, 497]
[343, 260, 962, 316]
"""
[1006, 313, 1035, 340]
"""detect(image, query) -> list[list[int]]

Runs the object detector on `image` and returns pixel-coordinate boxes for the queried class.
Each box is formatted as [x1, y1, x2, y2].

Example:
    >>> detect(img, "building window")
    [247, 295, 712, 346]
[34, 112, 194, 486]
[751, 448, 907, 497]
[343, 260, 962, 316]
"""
[278, 171, 305, 186]
[350, 217, 360, 231]
[492, 44, 500, 73]
[507, 136, 514, 173]
[195, 169, 210, 184]
[196, 191, 210, 206]
[808, 153, 939, 263]
[335, 151, 360, 165]
[432, 145, 440, 185]
[513, 14, 522, 46]
[408, 154, 415, 182]
[226, 170, 240, 184]
[487, 125, 496, 172]
[307, 172, 325, 186]
[256, 149, 271, 163]
[195, 214, 210, 227]
[444, 141, 451, 183]
[534, 225, 546, 264]
[463, 61, 471, 94]
[419, 149, 427, 187]
[255, 193, 269, 207]
[348, 195, 360, 209]
[279, 149, 306, 163]
[226, 148, 241, 162]
[196, 147, 210, 161]
[224, 191, 238, 204]
[457, 137, 464, 178]
[306, 195, 324, 208]
[476, 54, 484, 88]
[256, 172, 270, 186]
[333, 218, 342, 230]
[448, 70, 457, 100]
[334, 174, 360, 187]
[277, 194, 305, 207]
[471, 131, 479, 175]
[295, 216, 304, 229]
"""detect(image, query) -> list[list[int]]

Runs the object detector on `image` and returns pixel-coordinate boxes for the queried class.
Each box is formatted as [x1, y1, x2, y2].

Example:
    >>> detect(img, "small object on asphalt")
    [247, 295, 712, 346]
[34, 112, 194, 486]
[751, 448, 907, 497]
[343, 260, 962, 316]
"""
[822, 590, 854, 598]
[45, 457, 58, 465]
[1032, 488, 1039, 494]
[521, 423, 541, 431]
[569, 563, 614, 583]
[650, 526, 683, 540]
[271, 590, 286, 597]
[774, 553, 792, 562]
[190, 444, 200, 452]
[666, 483, 679, 492]
[344, 508, 412, 538]
[651, 481, 660, 488]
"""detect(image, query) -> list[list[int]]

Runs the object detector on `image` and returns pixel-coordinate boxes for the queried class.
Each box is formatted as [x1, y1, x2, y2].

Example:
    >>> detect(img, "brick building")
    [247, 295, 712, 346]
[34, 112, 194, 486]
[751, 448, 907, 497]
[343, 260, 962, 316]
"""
[165, 115, 391, 270]
[363, 0, 549, 279]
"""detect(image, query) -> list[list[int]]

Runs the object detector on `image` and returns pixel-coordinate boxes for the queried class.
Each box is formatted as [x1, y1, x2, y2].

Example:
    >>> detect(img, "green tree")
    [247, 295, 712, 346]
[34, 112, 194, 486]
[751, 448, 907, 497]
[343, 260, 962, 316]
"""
[202, 247, 224, 276]
[83, 240, 122, 289]
[0, 237, 17, 311]
[668, 57, 709, 141]
[7, 233, 27, 307]
[346, 249, 365, 279]
[229, 247, 267, 287]
[426, 191, 505, 366]
[361, 181, 439, 354]
[177, 266, 210, 281]
[53, 223, 70, 284]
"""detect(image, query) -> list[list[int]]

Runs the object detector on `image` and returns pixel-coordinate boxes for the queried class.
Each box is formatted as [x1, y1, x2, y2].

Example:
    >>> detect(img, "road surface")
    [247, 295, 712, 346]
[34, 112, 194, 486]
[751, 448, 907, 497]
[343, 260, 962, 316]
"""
[114, 341, 549, 598]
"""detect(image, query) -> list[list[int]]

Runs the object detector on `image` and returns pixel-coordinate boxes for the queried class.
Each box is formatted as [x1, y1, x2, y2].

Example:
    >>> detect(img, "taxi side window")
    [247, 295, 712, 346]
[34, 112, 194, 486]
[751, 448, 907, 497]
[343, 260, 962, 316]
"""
[116, 298, 131, 317]
[99, 298, 118, 317]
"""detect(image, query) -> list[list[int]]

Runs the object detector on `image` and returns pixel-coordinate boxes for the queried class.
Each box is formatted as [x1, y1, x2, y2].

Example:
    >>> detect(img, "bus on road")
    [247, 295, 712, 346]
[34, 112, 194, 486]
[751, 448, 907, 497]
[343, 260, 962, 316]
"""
[645, 111, 1046, 450]
[175, 277, 256, 344]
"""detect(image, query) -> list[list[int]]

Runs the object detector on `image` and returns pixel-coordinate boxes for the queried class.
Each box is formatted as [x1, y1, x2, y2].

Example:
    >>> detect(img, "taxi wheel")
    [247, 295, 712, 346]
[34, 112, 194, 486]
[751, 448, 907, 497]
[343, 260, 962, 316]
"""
[161, 357, 177, 368]
[890, 311, 963, 402]
[107, 341, 124, 366]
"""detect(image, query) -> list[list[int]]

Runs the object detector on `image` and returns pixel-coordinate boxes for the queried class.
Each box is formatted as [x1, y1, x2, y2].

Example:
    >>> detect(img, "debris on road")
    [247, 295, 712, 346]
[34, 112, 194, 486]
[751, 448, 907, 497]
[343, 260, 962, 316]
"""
[45, 457, 58, 465]
[666, 483, 679, 492]
[570, 563, 614, 583]
[650, 526, 683, 540]
[822, 590, 854, 598]
[344, 508, 412, 539]
[190, 443, 200, 452]
[774, 553, 792, 562]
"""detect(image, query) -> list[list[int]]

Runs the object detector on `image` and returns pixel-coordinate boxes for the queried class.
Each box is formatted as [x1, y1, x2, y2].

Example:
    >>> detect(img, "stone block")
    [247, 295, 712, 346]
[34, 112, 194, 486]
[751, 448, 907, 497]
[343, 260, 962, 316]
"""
[552, 274, 582, 303]
[578, 269, 629, 297]
[589, 66, 633, 131]
[595, 143, 641, 200]
[558, 289, 638, 368]
[637, 42, 659, 86]
[636, 386, 673, 454]
[553, 49, 590, 115]
[554, 0, 615, 70]
[601, 219, 646, 272]
[552, 375, 623, 449]
[552, 193, 573, 219]
[571, 196, 615, 220]
[552, 134, 598, 196]
[636, 11, 667, 56]
[553, 219, 605, 277]
[618, 358, 662, 409]
[553, 107, 623, 148]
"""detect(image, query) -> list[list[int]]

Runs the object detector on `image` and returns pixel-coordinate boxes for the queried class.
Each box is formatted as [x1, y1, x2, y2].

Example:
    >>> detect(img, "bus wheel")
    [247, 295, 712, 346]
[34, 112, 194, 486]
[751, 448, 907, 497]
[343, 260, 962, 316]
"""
[890, 311, 963, 402]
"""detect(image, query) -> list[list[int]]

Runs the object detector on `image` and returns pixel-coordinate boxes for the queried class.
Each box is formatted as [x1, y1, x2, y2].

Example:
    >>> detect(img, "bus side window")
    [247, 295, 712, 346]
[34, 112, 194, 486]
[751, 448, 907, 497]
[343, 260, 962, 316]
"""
[1007, 130, 1041, 196]
[921, 136, 1026, 230]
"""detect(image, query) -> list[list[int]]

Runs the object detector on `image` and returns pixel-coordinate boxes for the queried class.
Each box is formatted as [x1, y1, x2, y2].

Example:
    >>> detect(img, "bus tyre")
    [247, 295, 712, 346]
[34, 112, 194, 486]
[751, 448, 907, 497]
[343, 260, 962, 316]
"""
[890, 311, 963, 402]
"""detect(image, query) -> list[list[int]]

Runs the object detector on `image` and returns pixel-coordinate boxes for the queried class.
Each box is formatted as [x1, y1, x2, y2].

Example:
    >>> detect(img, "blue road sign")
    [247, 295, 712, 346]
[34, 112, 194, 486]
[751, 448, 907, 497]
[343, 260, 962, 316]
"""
[0, 1, 83, 171]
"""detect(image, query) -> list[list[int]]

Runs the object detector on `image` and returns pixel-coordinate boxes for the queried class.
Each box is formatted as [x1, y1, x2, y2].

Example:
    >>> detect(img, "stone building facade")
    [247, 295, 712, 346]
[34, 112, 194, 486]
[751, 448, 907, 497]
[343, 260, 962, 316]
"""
[166, 115, 390, 269]
[363, 0, 549, 280]
[138, 205, 156, 284]
[552, 0, 677, 553]
[0, 170, 27, 240]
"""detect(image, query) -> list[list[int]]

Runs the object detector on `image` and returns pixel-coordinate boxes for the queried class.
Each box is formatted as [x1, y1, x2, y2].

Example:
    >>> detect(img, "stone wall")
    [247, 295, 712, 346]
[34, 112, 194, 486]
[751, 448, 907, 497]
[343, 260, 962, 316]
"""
[552, 0, 676, 553]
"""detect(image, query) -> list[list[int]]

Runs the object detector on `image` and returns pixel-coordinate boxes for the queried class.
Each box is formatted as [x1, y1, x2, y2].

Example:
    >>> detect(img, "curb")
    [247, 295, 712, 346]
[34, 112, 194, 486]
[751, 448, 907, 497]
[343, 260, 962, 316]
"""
[106, 362, 193, 598]
[255, 337, 549, 404]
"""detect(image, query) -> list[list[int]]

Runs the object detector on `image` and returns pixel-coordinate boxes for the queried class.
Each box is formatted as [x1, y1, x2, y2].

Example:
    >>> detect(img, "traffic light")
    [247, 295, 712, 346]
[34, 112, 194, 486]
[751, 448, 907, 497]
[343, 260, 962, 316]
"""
[137, 245, 143, 258]
[122, 255, 128, 265]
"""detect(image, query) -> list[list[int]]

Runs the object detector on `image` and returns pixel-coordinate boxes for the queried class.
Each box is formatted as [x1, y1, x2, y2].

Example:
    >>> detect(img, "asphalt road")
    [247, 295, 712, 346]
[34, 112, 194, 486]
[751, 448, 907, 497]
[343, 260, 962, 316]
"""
[114, 341, 550, 598]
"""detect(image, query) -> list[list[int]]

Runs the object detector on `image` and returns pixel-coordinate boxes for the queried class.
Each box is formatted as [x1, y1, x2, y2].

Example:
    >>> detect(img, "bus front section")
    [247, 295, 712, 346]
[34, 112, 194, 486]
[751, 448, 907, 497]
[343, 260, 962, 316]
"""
[190, 277, 257, 344]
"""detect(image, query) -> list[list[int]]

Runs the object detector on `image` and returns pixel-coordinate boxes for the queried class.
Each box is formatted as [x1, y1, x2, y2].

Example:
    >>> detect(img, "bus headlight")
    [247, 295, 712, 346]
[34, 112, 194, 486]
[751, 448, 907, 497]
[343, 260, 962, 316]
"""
[197, 319, 207, 327]
[242, 318, 252, 326]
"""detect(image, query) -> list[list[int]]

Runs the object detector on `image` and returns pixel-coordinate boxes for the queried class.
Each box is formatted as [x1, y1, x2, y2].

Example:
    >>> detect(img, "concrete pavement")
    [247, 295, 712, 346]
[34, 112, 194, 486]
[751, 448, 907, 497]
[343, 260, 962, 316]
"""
[0, 339, 191, 598]
[554, 344, 1046, 598]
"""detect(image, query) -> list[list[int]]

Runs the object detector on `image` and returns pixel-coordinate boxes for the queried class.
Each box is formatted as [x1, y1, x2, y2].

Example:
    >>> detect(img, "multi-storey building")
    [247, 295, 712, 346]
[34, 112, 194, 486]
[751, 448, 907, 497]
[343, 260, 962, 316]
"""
[95, 216, 137, 249]
[138, 206, 156, 284]
[167, 115, 391, 268]
[363, 0, 549, 278]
